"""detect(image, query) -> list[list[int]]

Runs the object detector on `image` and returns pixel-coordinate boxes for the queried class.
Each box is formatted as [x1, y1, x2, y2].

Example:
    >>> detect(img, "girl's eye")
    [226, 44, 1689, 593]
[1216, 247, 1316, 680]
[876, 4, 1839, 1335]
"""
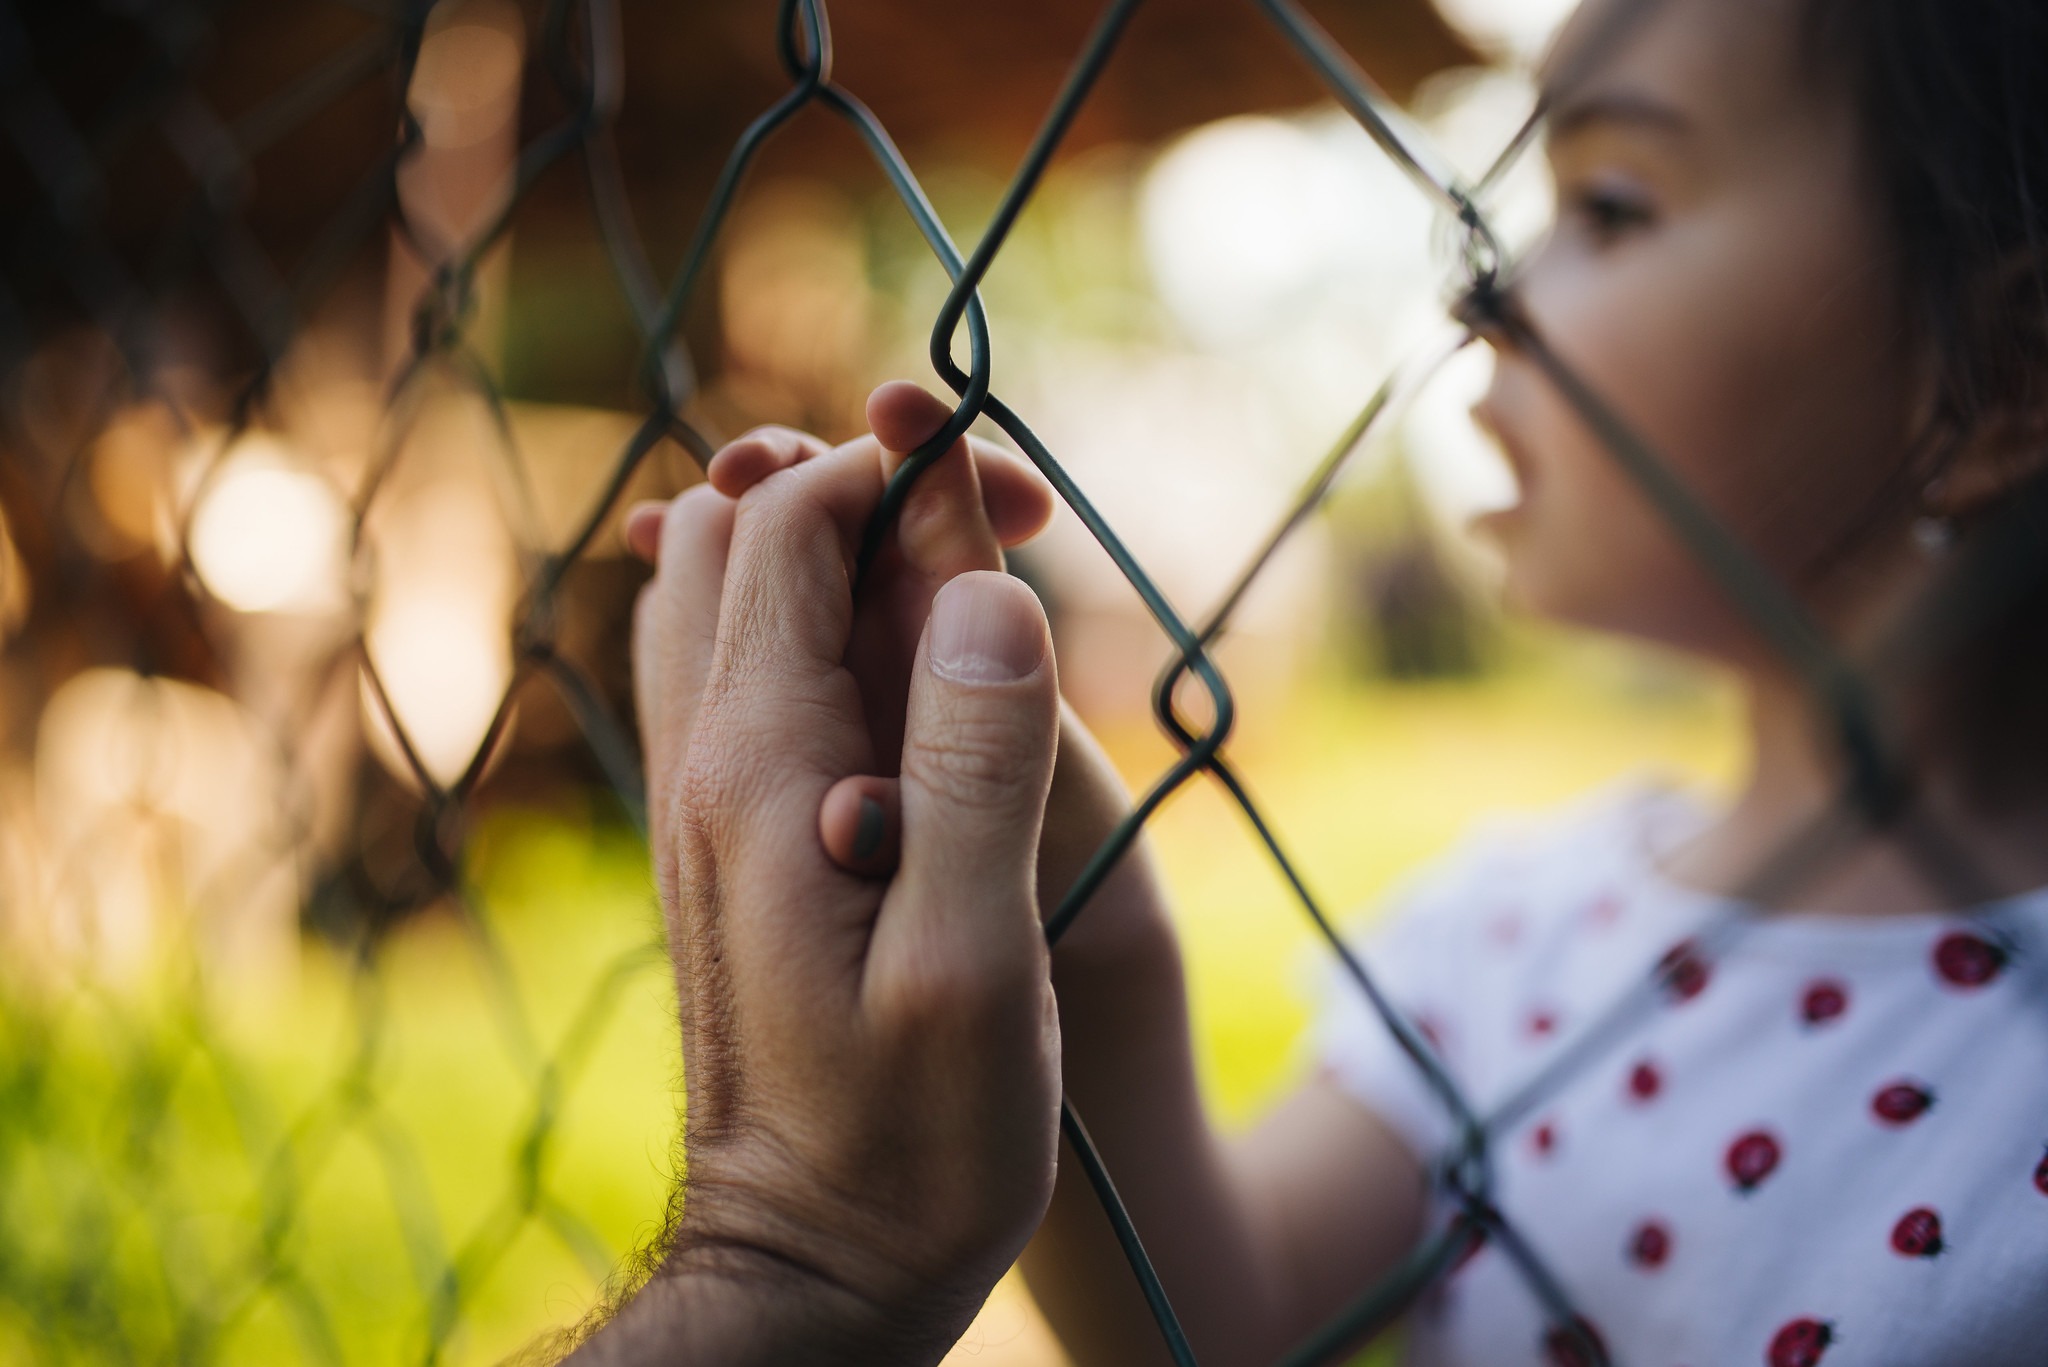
[1567, 184, 1656, 242]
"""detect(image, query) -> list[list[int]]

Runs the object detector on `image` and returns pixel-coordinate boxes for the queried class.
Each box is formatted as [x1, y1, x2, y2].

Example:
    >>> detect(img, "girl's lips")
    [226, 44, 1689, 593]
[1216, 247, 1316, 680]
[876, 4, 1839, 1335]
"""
[1492, 427, 1536, 495]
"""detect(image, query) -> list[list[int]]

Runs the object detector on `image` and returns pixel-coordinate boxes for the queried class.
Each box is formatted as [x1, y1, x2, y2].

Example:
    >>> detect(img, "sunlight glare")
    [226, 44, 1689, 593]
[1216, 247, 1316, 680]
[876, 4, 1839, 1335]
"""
[188, 436, 349, 614]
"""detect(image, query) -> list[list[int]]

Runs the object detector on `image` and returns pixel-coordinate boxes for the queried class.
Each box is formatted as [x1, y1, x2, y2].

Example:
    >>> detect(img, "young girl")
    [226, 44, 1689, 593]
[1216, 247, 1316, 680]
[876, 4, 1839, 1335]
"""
[620, 0, 2048, 1363]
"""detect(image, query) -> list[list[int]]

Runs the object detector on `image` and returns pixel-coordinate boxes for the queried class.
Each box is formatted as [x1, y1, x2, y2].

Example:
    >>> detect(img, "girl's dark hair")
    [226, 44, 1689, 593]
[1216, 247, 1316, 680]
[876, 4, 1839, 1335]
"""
[1801, 0, 2048, 800]
[1804, 0, 2048, 450]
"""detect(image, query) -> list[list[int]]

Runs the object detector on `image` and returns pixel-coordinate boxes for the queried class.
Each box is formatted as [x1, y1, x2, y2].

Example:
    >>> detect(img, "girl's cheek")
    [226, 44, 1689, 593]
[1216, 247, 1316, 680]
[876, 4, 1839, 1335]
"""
[1481, 238, 1783, 652]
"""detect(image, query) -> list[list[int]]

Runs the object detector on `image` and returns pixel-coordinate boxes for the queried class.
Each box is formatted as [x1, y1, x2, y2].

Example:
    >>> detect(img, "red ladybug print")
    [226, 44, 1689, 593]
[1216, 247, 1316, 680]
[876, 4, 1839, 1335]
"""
[1890, 1206, 1944, 1258]
[1933, 930, 2007, 988]
[1658, 938, 1711, 1003]
[1627, 1219, 1671, 1269]
[1726, 1130, 1782, 1192]
[1527, 1009, 1559, 1039]
[1871, 1080, 1935, 1126]
[1542, 1315, 1607, 1367]
[1532, 1120, 1558, 1157]
[1414, 1012, 1447, 1053]
[1768, 1318, 1834, 1367]
[1627, 1060, 1662, 1102]
[2033, 1147, 2048, 1198]
[1800, 979, 1849, 1025]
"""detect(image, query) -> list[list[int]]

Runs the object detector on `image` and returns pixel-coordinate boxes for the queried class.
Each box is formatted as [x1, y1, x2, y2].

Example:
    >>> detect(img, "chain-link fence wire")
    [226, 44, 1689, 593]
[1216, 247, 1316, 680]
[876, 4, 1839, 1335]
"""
[3, 0, 2042, 1363]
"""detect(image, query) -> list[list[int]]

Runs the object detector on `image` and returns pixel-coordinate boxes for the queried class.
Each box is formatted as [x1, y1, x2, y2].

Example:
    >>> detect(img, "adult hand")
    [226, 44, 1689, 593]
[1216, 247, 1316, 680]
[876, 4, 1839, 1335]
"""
[696, 386, 1176, 977]
[575, 400, 1062, 1365]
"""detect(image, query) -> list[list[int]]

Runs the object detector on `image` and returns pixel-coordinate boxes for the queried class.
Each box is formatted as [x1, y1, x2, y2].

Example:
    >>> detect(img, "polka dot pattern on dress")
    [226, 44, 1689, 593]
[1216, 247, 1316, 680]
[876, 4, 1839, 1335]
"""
[1871, 1080, 1935, 1126]
[1726, 1130, 1782, 1192]
[1767, 1318, 1834, 1367]
[1799, 978, 1849, 1025]
[1890, 1207, 1944, 1258]
[1627, 1219, 1671, 1270]
[1659, 938, 1712, 1003]
[1933, 930, 2007, 988]
[1311, 783, 2048, 1367]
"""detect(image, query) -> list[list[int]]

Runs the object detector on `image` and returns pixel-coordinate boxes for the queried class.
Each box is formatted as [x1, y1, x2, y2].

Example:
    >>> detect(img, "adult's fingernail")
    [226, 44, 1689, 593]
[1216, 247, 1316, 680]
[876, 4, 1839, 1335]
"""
[929, 573, 1045, 684]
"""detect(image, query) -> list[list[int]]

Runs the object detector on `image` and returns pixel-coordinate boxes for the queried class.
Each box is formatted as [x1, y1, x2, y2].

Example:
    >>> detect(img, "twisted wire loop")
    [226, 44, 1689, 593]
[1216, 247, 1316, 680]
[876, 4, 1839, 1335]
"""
[0, 0, 2035, 1363]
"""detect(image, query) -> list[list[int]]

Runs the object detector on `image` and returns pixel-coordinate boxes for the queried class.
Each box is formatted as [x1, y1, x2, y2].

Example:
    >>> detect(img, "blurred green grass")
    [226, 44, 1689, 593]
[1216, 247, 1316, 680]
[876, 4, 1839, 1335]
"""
[0, 645, 1737, 1365]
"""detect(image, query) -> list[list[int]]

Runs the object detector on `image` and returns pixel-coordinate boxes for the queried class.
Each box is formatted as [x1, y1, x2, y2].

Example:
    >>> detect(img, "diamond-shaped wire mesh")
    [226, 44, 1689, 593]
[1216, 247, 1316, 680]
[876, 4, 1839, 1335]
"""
[1, 0, 2037, 1363]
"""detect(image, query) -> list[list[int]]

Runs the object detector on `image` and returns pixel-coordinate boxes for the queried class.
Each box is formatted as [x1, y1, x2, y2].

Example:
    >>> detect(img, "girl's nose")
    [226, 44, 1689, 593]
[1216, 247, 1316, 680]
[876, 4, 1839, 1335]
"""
[1454, 274, 1523, 354]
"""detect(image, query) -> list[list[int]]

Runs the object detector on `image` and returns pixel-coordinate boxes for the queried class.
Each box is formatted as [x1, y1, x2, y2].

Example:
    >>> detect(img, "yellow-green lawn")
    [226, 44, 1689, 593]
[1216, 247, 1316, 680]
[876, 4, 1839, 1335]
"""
[0, 648, 1738, 1365]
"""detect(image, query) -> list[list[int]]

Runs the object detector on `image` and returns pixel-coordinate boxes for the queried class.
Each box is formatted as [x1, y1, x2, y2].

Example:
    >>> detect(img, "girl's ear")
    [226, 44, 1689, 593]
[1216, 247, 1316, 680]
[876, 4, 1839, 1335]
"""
[1929, 409, 2048, 525]
[1920, 250, 2048, 525]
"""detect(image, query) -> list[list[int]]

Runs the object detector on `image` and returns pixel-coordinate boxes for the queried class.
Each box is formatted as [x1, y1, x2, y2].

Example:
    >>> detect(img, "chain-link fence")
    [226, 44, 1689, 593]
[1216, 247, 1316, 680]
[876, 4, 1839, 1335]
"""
[4, 0, 2043, 1363]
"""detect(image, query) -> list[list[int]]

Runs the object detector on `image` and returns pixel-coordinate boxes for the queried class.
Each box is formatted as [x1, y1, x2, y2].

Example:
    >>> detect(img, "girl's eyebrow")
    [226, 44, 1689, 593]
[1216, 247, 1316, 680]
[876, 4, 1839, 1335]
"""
[1545, 89, 1695, 143]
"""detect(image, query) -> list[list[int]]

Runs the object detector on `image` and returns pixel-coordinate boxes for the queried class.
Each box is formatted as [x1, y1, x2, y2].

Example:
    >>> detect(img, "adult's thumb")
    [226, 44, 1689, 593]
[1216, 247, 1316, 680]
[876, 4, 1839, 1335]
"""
[877, 571, 1058, 973]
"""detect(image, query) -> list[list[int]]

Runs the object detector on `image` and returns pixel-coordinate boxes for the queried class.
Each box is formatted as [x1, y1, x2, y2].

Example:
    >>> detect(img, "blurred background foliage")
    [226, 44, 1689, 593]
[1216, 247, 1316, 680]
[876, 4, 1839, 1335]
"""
[0, 0, 1737, 1361]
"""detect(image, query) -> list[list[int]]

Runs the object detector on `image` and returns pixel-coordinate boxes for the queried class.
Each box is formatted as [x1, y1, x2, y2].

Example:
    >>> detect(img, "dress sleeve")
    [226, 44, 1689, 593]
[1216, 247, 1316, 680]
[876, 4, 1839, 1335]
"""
[1314, 832, 1503, 1165]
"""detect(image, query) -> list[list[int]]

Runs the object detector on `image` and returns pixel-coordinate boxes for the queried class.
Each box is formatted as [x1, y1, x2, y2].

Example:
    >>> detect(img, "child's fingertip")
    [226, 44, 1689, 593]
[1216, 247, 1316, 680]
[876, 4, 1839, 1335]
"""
[977, 448, 1057, 546]
[866, 379, 953, 455]
[705, 441, 767, 497]
[708, 428, 823, 497]
[819, 775, 902, 877]
[623, 501, 668, 561]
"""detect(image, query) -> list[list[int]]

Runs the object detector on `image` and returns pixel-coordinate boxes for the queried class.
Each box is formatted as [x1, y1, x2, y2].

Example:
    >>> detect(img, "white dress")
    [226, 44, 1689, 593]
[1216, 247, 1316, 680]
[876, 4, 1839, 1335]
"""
[1317, 782, 2048, 1367]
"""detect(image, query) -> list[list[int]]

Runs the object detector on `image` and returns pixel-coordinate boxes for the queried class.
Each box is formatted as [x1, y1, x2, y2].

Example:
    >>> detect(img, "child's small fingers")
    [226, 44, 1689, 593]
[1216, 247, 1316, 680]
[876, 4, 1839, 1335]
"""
[866, 382, 1001, 576]
[623, 500, 669, 562]
[870, 385, 1054, 545]
[866, 380, 956, 461]
[819, 774, 902, 878]
[971, 441, 1056, 548]
[707, 426, 834, 498]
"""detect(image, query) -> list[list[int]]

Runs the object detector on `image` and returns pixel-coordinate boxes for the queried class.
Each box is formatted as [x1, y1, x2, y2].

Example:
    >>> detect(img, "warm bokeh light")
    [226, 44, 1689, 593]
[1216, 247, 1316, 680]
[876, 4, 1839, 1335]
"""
[719, 183, 874, 423]
[86, 401, 179, 556]
[31, 668, 292, 979]
[364, 585, 514, 787]
[1140, 114, 1435, 351]
[187, 434, 350, 614]
[410, 14, 524, 152]
[0, 500, 27, 645]
[1435, 0, 1579, 61]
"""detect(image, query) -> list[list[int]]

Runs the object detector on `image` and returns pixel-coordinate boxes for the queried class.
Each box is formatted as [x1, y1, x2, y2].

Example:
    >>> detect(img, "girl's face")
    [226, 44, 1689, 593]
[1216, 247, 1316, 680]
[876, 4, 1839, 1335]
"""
[1474, 0, 1925, 667]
